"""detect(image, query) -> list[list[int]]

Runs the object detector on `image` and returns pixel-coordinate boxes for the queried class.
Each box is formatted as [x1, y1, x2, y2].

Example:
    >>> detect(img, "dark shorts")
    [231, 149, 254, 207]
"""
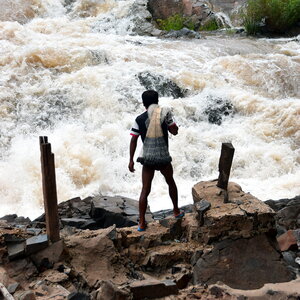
[143, 163, 170, 171]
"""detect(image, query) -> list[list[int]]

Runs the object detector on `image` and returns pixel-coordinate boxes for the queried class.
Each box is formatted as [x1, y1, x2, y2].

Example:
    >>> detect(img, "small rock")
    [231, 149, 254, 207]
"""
[7, 282, 19, 294]
[26, 234, 48, 255]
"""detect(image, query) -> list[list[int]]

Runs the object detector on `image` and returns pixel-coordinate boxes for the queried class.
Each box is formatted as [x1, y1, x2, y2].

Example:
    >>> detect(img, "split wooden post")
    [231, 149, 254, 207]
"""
[217, 143, 235, 203]
[39, 136, 60, 243]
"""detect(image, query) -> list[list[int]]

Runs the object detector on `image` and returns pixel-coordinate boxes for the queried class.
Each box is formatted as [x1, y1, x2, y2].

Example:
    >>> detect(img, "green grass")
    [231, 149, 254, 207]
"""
[243, 0, 300, 34]
[157, 14, 195, 31]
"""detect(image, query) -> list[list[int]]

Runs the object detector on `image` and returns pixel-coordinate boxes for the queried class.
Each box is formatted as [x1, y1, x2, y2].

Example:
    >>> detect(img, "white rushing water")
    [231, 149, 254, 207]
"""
[0, 0, 299, 219]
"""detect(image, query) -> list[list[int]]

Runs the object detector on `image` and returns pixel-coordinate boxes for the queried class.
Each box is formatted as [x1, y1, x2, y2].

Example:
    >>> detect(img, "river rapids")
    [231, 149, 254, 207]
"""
[0, 0, 299, 218]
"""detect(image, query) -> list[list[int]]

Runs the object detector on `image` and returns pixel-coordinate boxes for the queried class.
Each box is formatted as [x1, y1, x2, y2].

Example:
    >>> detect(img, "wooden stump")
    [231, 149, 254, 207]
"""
[217, 143, 235, 203]
[40, 136, 60, 243]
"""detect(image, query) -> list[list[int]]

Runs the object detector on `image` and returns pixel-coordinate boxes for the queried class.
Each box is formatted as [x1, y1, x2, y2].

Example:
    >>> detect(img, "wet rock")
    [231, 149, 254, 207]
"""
[193, 234, 295, 289]
[130, 279, 178, 299]
[137, 72, 187, 98]
[164, 28, 201, 39]
[26, 234, 48, 255]
[277, 230, 300, 251]
[204, 97, 235, 125]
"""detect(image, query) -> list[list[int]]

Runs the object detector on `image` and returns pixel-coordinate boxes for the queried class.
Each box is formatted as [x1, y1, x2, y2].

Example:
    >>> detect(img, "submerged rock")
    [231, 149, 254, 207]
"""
[137, 72, 187, 98]
[204, 96, 235, 125]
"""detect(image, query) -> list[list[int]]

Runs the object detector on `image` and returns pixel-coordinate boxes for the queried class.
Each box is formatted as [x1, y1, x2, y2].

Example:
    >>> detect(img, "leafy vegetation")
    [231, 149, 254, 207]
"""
[243, 0, 300, 34]
[199, 19, 219, 31]
[157, 14, 195, 31]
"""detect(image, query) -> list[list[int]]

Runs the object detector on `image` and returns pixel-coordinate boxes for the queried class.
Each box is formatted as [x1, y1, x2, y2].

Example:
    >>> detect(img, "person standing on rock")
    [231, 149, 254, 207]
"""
[128, 90, 184, 232]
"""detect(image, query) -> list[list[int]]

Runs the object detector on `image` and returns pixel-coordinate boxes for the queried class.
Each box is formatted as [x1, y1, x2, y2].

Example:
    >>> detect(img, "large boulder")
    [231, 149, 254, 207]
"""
[192, 180, 276, 243]
[193, 234, 295, 289]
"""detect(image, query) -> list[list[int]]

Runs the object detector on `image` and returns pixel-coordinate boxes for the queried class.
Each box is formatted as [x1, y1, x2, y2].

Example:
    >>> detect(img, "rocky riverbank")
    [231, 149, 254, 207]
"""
[0, 181, 299, 299]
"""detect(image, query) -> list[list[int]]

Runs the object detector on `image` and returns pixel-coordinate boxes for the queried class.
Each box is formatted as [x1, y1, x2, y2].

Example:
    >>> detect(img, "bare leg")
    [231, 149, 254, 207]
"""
[160, 163, 180, 215]
[139, 165, 155, 228]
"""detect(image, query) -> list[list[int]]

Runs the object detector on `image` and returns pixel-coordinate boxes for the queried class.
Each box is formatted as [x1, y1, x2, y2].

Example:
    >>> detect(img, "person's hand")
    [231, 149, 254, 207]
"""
[128, 160, 135, 172]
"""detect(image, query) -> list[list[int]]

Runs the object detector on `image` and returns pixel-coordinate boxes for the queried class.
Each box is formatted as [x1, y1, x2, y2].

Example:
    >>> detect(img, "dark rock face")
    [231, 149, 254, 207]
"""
[164, 28, 201, 39]
[265, 196, 300, 230]
[32, 195, 150, 231]
[204, 96, 235, 125]
[148, 0, 184, 20]
[193, 234, 295, 289]
[90, 195, 152, 228]
[137, 72, 187, 98]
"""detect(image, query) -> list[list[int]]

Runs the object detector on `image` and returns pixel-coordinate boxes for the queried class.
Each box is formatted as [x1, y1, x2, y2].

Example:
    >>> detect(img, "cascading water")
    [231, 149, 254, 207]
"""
[0, 0, 299, 219]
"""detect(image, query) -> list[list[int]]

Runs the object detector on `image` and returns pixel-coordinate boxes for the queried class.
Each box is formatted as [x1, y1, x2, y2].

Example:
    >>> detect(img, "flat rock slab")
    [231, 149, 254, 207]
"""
[192, 180, 275, 242]
[8, 242, 26, 260]
[130, 279, 178, 299]
[90, 195, 152, 228]
[26, 234, 48, 255]
[193, 234, 295, 290]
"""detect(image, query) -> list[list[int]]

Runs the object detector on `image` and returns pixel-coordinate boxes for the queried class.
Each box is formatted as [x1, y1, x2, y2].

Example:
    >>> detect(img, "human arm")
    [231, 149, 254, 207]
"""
[129, 135, 138, 172]
[165, 108, 178, 135]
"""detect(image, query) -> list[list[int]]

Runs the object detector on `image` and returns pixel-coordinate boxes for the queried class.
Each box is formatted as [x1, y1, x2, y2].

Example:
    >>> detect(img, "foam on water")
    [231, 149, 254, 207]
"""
[0, 0, 299, 218]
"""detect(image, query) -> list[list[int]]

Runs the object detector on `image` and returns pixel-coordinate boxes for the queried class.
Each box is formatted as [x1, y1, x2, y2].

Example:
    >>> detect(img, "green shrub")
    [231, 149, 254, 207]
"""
[157, 14, 195, 31]
[199, 19, 219, 31]
[243, 0, 300, 34]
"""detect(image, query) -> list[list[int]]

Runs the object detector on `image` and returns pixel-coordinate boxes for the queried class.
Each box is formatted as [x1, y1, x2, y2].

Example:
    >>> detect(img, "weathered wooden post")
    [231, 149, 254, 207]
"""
[217, 143, 235, 203]
[39, 136, 60, 242]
